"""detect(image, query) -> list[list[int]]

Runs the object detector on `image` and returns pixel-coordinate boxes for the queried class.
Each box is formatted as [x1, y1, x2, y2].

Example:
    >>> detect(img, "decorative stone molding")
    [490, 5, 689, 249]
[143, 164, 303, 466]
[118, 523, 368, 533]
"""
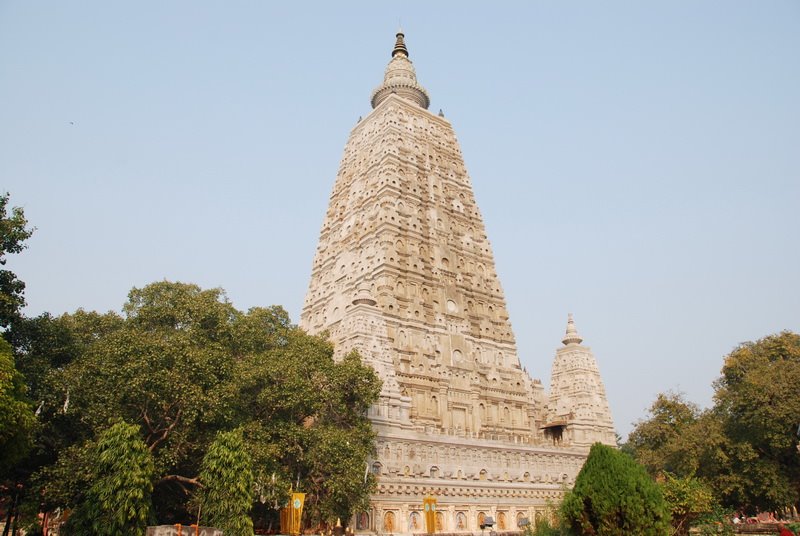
[300, 32, 616, 535]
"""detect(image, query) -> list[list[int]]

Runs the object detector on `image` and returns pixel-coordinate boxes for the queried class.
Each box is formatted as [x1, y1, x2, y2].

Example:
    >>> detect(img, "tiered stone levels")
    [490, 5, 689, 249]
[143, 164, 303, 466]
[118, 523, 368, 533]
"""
[301, 92, 545, 442]
[299, 32, 616, 535]
[546, 315, 616, 447]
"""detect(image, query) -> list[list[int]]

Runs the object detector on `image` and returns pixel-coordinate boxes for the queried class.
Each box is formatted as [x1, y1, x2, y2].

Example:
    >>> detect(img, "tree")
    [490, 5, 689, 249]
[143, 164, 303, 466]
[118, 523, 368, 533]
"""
[238, 330, 381, 526]
[66, 421, 155, 535]
[1, 311, 113, 528]
[198, 429, 254, 536]
[20, 281, 381, 529]
[49, 282, 241, 520]
[0, 192, 34, 328]
[561, 443, 670, 536]
[659, 473, 715, 536]
[0, 337, 37, 534]
[626, 392, 702, 477]
[626, 331, 800, 515]
[713, 331, 800, 512]
[0, 338, 35, 475]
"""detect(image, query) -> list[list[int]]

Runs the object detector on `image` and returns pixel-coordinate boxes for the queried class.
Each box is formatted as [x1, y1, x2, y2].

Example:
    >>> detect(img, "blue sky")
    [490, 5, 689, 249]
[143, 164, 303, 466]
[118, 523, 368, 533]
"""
[1, 1, 798, 438]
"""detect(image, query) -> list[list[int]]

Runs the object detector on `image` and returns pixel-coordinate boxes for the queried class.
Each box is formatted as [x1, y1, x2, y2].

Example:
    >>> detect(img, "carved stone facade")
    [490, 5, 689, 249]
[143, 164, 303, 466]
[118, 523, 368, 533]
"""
[544, 315, 616, 448]
[300, 32, 615, 534]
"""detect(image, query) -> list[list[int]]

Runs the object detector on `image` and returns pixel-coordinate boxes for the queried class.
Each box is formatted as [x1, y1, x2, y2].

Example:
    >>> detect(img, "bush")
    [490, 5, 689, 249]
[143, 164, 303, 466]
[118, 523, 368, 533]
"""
[561, 443, 669, 536]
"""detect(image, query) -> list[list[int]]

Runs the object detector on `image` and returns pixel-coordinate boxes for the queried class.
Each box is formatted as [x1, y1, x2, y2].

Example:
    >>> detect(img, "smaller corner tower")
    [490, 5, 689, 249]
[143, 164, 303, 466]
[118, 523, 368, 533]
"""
[544, 314, 616, 447]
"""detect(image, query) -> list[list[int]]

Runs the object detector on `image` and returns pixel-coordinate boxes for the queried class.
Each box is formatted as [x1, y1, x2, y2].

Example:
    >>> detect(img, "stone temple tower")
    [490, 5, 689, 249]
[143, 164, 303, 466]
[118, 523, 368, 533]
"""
[544, 314, 616, 448]
[300, 32, 615, 534]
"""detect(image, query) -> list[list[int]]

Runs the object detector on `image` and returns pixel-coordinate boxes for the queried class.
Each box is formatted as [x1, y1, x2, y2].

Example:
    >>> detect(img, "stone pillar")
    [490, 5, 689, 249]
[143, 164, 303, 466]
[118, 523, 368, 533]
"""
[400, 505, 408, 533]
[471, 392, 481, 435]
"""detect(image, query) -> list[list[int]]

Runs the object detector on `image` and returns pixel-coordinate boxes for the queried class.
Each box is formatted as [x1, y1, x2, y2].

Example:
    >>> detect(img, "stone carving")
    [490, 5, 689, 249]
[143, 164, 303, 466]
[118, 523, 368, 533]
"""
[300, 32, 616, 535]
[409, 511, 421, 532]
[384, 511, 396, 533]
[544, 314, 616, 447]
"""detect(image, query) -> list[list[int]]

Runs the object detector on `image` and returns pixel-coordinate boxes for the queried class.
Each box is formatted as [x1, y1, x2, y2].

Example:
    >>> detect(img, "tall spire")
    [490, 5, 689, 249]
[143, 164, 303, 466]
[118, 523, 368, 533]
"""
[371, 31, 430, 109]
[562, 313, 583, 345]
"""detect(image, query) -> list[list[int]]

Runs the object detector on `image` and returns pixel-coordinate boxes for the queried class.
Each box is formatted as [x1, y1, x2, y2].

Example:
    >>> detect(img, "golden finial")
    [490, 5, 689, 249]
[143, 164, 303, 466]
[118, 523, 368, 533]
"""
[392, 30, 408, 57]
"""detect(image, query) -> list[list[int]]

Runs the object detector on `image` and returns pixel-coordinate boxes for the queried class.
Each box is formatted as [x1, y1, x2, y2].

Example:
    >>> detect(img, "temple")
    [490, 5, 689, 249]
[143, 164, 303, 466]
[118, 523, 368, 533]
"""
[300, 32, 615, 534]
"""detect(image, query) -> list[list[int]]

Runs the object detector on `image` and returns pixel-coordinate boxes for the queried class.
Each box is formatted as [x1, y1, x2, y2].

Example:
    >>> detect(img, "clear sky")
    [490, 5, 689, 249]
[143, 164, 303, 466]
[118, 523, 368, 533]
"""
[1, 1, 798, 439]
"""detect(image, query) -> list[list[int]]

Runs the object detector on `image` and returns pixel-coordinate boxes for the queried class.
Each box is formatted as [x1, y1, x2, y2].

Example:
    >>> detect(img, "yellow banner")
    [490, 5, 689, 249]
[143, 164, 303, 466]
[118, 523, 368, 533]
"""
[291, 492, 306, 536]
[279, 493, 306, 535]
[423, 496, 437, 534]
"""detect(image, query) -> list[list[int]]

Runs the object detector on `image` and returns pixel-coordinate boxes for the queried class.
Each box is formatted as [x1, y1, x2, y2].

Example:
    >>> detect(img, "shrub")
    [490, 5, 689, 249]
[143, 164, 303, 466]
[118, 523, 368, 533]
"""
[561, 443, 669, 536]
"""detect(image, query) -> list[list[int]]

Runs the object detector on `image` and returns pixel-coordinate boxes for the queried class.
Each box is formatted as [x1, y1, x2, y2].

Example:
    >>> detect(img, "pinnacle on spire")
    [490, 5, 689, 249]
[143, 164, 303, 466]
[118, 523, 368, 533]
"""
[562, 313, 584, 346]
[370, 31, 430, 109]
[392, 31, 408, 57]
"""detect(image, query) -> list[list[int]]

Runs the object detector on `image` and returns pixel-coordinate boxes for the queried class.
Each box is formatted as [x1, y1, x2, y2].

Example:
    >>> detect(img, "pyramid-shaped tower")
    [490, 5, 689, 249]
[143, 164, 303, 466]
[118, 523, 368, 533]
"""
[301, 32, 615, 534]
[544, 315, 616, 447]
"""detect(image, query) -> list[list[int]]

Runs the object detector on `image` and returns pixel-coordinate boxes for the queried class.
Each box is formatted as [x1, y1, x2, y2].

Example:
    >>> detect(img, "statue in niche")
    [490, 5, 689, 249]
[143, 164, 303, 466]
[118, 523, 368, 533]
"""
[456, 512, 467, 530]
[357, 512, 370, 530]
[384, 511, 396, 533]
[409, 512, 421, 532]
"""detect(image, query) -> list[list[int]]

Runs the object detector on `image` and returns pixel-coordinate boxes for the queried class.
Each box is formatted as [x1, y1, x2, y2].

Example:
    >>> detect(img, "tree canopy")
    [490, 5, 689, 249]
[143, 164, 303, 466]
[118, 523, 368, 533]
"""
[0, 192, 37, 523]
[7, 281, 381, 530]
[0, 192, 34, 328]
[627, 331, 800, 515]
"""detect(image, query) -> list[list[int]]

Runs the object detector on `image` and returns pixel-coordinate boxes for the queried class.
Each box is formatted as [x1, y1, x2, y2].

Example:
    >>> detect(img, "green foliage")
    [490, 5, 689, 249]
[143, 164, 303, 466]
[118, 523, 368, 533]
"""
[658, 473, 715, 535]
[626, 332, 800, 514]
[713, 331, 800, 511]
[0, 192, 34, 328]
[8, 311, 124, 488]
[561, 443, 669, 536]
[16, 281, 381, 529]
[7, 311, 90, 405]
[198, 428, 254, 536]
[627, 392, 702, 477]
[31, 440, 96, 509]
[0, 337, 36, 475]
[67, 421, 155, 535]
[239, 333, 382, 524]
[39, 283, 242, 519]
[692, 505, 735, 536]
